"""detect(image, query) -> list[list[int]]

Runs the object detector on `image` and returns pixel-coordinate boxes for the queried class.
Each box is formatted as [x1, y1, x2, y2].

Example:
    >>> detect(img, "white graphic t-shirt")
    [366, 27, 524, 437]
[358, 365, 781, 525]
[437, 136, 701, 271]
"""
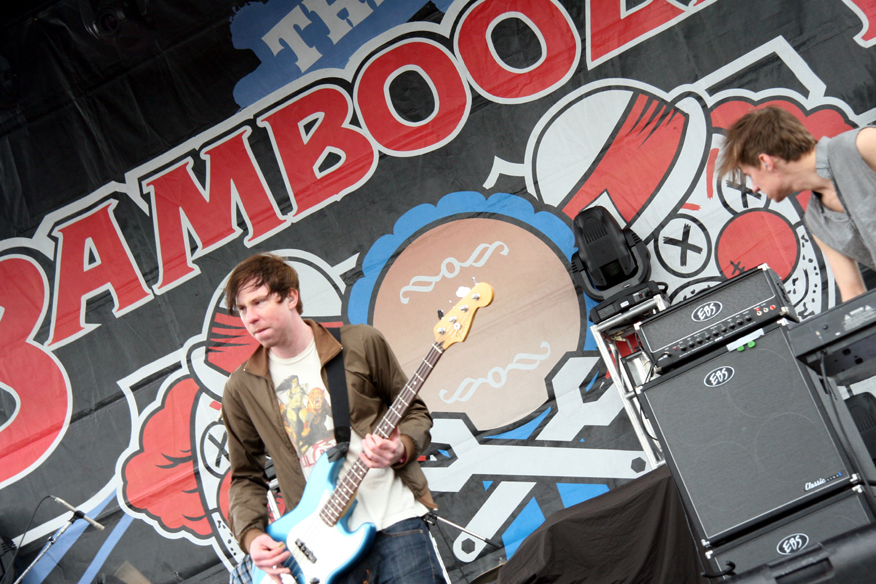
[270, 340, 334, 476]
[268, 338, 427, 530]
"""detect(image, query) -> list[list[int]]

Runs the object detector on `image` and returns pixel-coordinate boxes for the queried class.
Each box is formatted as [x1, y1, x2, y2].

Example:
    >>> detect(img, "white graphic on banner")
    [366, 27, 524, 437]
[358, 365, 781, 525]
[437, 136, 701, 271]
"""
[438, 342, 551, 404]
[399, 242, 508, 303]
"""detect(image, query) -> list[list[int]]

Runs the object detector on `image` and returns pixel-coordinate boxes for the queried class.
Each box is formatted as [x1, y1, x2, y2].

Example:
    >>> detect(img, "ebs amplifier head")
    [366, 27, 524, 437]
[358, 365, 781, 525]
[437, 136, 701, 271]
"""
[635, 265, 796, 373]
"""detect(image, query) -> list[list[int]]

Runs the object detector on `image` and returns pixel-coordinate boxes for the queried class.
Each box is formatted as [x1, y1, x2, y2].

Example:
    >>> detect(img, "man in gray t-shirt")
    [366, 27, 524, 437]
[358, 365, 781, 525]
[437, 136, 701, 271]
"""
[719, 106, 876, 302]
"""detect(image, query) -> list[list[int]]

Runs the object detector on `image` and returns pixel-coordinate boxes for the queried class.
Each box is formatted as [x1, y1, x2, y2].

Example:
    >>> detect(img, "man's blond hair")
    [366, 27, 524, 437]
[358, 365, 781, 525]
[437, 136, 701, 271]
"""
[718, 106, 817, 183]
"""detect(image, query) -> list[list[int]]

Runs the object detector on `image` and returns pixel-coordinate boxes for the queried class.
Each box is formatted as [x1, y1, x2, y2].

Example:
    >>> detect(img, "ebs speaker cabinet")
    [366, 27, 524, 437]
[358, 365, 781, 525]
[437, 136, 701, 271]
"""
[708, 487, 873, 578]
[640, 323, 855, 546]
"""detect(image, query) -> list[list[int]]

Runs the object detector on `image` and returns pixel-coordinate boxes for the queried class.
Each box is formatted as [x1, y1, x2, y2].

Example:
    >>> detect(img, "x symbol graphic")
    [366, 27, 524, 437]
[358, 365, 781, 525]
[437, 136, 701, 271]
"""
[662, 223, 703, 267]
[208, 431, 229, 467]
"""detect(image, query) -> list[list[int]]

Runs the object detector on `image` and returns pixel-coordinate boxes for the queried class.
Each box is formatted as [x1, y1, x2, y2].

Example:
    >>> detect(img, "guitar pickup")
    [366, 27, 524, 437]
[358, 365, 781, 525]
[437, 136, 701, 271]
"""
[294, 538, 317, 563]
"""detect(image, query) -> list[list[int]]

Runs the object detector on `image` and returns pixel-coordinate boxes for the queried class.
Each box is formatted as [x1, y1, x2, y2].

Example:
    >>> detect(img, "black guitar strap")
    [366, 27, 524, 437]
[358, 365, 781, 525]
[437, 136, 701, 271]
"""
[325, 327, 351, 461]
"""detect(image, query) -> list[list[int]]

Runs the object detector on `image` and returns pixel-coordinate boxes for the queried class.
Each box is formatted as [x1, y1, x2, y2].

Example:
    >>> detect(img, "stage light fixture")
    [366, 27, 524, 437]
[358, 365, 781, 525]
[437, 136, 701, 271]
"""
[571, 206, 661, 323]
[79, 0, 154, 49]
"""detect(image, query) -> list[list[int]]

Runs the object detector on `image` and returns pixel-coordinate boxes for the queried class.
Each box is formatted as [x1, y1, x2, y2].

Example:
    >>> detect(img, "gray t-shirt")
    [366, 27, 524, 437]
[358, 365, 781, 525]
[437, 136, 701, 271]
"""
[804, 128, 876, 271]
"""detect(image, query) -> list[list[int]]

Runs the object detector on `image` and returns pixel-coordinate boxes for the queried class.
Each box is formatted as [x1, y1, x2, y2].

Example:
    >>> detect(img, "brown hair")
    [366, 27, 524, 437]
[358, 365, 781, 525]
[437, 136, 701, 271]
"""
[718, 106, 817, 182]
[224, 253, 303, 315]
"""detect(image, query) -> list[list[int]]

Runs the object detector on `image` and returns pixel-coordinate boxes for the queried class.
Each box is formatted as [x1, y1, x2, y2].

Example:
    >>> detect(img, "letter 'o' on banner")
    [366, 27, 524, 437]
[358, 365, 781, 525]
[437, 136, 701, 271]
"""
[455, 0, 579, 104]
[355, 38, 471, 156]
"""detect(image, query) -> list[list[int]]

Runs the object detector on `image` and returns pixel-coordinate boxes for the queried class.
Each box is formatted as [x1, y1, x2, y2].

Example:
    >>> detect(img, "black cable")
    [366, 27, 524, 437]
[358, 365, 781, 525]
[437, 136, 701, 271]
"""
[0, 495, 53, 584]
[628, 329, 661, 444]
[630, 387, 660, 444]
[817, 352, 876, 513]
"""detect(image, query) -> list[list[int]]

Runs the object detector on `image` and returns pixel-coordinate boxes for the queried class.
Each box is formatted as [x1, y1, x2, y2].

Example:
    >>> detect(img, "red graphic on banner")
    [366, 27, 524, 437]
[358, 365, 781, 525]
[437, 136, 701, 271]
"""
[144, 128, 286, 293]
[122, 378, 211, 537]
[356, 40, 469, 153]
[716, 211, 798, 279]
[589, 0, 685, 64]
[711, 99, 853, 141]
[562, 93, 686, 220]
[456, 0, 578, 101]
[0, 256, 69, 486]
[49, 201, 151, 347]
[846, 0, 876, 42]
[260, 86, 377, 217]
[207, 312, 260, 375]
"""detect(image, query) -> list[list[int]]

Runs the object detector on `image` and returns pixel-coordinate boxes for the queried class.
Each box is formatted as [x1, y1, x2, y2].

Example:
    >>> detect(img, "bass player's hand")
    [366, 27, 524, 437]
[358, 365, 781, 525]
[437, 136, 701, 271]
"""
[360, 428, 406, 468]
[250, 532, 291, 584]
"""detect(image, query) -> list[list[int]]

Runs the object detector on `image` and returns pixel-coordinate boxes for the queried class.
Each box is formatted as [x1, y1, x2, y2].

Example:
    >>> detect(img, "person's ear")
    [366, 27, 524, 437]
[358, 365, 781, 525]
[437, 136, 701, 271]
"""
[286, 290, 299, 310]
[758, 153, 774, 171]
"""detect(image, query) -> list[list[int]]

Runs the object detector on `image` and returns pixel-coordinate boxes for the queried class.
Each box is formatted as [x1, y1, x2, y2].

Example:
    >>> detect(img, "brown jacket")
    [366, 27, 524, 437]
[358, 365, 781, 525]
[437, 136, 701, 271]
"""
[222, 320, 436, 554]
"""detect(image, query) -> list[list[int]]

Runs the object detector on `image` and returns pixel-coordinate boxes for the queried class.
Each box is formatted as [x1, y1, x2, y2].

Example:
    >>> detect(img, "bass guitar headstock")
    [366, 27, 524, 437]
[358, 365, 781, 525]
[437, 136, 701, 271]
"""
[433, 282, 493, 350]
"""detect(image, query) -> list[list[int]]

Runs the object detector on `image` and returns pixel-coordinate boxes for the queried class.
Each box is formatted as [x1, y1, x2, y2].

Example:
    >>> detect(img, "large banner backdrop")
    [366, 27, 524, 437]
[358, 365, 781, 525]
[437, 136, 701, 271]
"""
[2, 0, 876, 582]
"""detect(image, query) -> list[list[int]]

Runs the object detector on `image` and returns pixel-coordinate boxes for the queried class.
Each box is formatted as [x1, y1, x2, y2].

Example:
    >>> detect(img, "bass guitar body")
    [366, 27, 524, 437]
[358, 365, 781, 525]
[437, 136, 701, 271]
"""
[251, 453, 376, 584]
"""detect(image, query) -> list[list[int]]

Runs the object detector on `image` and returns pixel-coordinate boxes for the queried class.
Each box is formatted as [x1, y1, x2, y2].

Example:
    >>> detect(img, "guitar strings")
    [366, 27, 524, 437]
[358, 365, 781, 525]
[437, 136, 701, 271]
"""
[286, 331, 451, 574]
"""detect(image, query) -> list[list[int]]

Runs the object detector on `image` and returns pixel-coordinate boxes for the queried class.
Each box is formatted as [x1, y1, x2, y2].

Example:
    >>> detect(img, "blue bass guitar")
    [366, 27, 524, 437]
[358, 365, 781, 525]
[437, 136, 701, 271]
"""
[251, 283, 493, 584]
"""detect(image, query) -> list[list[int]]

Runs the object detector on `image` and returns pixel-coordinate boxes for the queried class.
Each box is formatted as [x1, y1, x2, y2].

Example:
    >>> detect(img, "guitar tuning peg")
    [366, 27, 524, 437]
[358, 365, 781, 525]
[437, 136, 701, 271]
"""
[437, 309, 444, 320]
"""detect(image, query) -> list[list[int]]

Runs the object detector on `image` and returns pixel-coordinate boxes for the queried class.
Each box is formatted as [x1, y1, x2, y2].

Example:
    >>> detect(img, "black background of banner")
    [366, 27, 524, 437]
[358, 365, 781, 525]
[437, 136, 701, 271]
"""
[1, 1, 876, 583]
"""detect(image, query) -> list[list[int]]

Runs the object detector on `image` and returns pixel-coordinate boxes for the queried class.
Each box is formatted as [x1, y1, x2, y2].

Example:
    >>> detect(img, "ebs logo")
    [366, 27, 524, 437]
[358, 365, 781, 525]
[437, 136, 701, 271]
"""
[777, 533, 809, 555]
[704, 366, 734, 387]
[692, 301, 722, 322]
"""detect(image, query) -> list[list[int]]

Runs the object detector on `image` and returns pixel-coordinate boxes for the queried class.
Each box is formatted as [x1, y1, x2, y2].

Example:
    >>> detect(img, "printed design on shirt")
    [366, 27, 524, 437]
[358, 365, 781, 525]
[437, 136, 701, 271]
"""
[276, 375, 333, 470]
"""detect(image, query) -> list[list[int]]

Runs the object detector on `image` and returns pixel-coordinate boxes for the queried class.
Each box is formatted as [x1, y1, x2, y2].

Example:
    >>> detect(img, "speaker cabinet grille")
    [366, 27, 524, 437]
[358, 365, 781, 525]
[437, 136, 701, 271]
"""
[641, 324, 852, 545]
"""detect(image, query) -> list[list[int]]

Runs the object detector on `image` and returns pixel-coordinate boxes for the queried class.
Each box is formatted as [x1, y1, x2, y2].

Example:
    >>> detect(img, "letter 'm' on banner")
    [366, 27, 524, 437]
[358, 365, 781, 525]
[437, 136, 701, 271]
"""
[145, 128, 286, 293]
[259, 85, 377, 218]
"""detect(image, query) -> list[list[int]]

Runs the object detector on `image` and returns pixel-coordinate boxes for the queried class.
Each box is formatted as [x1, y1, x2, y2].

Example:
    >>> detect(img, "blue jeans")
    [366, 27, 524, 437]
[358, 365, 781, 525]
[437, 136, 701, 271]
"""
[337, 517, 447, 584]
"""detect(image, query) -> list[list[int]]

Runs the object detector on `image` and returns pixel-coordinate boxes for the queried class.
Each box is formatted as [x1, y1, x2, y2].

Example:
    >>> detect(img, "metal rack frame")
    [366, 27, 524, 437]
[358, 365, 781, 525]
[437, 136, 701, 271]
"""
[590, 296, 668, 468]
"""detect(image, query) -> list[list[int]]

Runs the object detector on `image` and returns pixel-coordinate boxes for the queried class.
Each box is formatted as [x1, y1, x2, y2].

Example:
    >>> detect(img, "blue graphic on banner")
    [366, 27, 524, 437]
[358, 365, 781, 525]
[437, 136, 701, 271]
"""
[230, 0, 456, 107]
[485, 408, 551, 440]
[556, 483, 609, 508]
[502, 498, 545, 558]
[347, 191, 576, 325]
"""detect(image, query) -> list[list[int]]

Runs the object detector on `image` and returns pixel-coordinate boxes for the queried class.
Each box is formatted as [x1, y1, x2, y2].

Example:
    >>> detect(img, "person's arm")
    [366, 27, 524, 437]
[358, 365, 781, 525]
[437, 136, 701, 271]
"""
[813, 234, 867, 302]
[356, 325, 433, 469]
[855, 127, 876, 173]
[224, 384, 294, 582]
[222, 381, 274, 544]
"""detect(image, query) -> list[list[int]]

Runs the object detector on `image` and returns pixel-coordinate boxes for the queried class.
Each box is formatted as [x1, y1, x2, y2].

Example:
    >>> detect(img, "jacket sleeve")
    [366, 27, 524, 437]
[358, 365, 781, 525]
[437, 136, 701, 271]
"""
[364, 326, 433, 463]
[222, 376, 270, 554]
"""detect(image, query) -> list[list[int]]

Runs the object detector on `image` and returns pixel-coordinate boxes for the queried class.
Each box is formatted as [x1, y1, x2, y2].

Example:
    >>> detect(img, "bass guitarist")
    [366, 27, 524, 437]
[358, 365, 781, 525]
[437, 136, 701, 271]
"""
[222, 253, 446, 584]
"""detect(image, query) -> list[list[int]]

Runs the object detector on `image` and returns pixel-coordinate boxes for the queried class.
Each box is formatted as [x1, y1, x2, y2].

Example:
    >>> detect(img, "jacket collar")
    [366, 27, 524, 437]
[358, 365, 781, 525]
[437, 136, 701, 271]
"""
[242, 319, 342, 378]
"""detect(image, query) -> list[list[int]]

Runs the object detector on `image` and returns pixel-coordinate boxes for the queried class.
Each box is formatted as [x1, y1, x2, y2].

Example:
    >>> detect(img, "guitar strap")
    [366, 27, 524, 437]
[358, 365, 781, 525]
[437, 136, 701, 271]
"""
[326, 327, 351, 461]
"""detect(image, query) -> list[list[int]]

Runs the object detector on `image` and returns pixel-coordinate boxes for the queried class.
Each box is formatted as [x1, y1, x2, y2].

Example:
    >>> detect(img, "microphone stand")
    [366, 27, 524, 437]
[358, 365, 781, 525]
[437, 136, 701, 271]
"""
[424, 512, 501, 549]
[13, 512, 83, 584]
